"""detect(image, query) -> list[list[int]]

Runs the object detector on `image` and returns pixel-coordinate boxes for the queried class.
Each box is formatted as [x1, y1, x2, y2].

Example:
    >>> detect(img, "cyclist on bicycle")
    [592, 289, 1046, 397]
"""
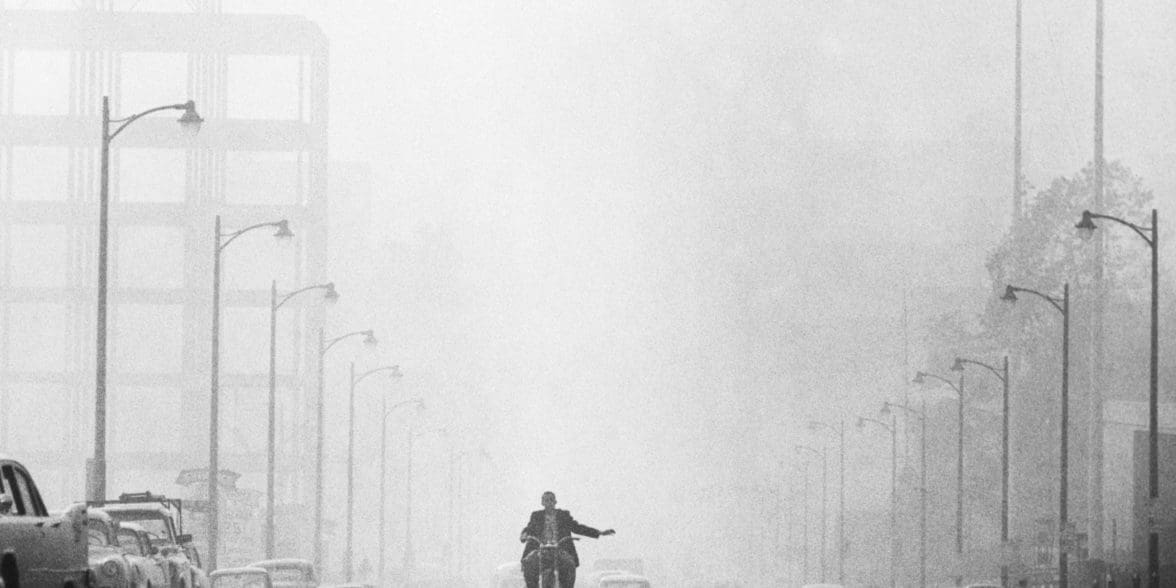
[519, 491, 615, 588]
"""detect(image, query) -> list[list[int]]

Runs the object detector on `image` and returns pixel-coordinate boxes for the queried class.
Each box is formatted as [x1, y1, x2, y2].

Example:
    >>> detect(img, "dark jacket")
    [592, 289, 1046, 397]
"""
[519, 508, 602, 567]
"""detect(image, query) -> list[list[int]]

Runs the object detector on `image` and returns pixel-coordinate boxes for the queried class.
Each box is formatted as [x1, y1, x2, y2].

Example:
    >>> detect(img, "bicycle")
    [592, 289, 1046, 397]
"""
[521, 534, 578, 588]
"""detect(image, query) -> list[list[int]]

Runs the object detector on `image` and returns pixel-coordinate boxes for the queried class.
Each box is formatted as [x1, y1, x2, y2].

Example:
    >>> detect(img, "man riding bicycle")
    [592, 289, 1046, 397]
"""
[519, 491, 615, 588]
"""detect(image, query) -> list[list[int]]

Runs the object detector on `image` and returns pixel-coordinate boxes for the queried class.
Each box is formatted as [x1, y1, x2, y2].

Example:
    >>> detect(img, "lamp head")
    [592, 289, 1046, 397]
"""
[1001, 285, 1018, 303]
[1075, 210, 1097, 240]
[362, 330, 378, 348]
[950, 358, 965, 372]
[879, 403, 892, 417]
[178, 100, 203, 135]
[912, 372, 927, 385]
[323, 282, 340, 304]
[273, 220, 294, 240]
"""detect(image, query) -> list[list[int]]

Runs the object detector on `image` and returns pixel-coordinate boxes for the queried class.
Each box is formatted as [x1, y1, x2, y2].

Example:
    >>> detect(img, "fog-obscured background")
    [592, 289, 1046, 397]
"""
[3, 1, 1176, 585]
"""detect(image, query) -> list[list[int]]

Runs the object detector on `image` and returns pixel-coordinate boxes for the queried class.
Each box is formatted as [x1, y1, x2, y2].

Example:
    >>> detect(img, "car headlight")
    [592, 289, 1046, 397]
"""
[101, 560, 120, 577]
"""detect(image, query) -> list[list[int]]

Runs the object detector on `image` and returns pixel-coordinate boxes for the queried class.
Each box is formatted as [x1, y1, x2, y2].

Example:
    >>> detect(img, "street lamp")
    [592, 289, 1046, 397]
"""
[1002, 282, 1069, 588]
[795, 443, 828, 583]
[808, 420, 846, 585]
[450, 446, 491, 582]
[858, 413, 897, 588]
[91, 96, 203, 503]
[315, 328, 378, 571]
[952, 355, 1011, 588]
[797, 460, 812, 583]
[209, 216, 291, 570]
[265, 280, 337, 558]
[407, 426, 448, 585]
[379, 396, 423, 588]
[913, 369, 966, 582]
[883, 399, 927, 588]
[346, 363, 403, 582]
[1077, 208, 1159, 587]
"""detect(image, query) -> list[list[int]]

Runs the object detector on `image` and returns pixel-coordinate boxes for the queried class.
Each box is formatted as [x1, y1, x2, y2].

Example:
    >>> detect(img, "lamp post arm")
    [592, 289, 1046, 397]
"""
[219, 221, 285, 251]
[1087, 211, 1155, 247]
[107, 102, 191, 141]
[1007, 285, 1065, 315]
[795, 444, 824, 459]
[859, 416, 893, 432]
[808, 420, 840, 435]
[884, 401, 925, 421]
[356, 366, 402, 387]
[324, 330, 372, 355]
[918, 372, 962, 395]
[277, 283, 333, 310]
[388, 398, 423, 415]
[955, 358, 1007, 385]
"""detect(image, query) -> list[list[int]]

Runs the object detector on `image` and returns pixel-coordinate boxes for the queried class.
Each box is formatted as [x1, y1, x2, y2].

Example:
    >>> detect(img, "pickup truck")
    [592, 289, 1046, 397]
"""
[0, 455, 90, 587]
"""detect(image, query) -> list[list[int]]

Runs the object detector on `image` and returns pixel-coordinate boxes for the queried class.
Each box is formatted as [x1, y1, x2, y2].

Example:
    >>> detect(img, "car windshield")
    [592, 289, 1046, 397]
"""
[116, 529, 143, 555]
[212, 575, 270, 588]
[107, 512, 172, 542]
[88, 527, 111, 546]
[87, 518, 114, 545]
[268, 569, 307, 582]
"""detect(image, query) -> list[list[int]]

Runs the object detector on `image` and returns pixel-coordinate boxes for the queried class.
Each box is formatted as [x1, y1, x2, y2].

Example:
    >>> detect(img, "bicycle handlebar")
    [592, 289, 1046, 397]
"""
[521, 535, 577, 547]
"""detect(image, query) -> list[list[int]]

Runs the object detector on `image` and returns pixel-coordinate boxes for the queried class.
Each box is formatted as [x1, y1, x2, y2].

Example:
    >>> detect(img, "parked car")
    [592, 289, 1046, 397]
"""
[210, 566, 273, 588]
[493, 561, 524, 588]
[96, 492, 208, 588]
[246, 559, 318, 588]
[86, 508, 139, 588]
[115, 521, 169, 587]
[596, 571, 652, 587]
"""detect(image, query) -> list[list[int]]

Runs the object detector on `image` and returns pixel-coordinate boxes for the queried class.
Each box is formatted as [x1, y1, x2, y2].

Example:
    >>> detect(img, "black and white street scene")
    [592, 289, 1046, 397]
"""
[2, 1, 1176, 587]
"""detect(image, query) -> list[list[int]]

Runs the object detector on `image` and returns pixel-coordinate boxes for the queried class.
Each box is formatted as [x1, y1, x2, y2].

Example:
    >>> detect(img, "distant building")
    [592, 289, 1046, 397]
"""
[0, 0, 328, 562]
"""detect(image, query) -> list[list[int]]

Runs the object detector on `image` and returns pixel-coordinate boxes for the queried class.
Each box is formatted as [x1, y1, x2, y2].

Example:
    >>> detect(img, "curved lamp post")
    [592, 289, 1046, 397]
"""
[315, 328, 378, 570]
[913, 369, 966, 581]
[1078, 209, 1160, 587]
[795, 459, 812, 583]
[346, 363, 403, 582]
[858, 414, 897, 588]
[952, 355, 1011, 588]
[407, 426, 448, 585]
[379, 396, 423, 588]
[451, 446, 491, 581]
[809, 420, 846, 586]
[209, 217, 291, 569]
[796, 443, 828, 583]
[91, 97, 202, 503]
[1002, 283, 1069, 588]
[882, 399, 927, 588]
[265, 280, 337, 558]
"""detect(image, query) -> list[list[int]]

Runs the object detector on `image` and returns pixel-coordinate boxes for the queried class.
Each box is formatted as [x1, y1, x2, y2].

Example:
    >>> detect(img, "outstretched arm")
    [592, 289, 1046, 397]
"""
[566, 513, 615, 538]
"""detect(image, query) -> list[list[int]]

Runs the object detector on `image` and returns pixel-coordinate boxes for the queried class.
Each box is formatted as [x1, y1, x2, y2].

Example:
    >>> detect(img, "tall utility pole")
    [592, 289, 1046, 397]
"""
[1013, 0, 1023, 223]
[1090, 0, 1108, 565]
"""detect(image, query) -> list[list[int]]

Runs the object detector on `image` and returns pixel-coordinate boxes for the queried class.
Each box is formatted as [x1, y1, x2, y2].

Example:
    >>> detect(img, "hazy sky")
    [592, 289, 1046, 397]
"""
[6, 0, 1176, 583]
[224, 1, 1176, 581]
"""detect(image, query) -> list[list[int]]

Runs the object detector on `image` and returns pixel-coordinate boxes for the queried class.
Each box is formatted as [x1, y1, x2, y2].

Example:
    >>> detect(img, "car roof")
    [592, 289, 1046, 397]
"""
[248, 558, 315, 569]
[601, 573, 651, 582]
[101, 503, 171, 516]
[211, 567, 271, 577]
[86, 508, 115, 523]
